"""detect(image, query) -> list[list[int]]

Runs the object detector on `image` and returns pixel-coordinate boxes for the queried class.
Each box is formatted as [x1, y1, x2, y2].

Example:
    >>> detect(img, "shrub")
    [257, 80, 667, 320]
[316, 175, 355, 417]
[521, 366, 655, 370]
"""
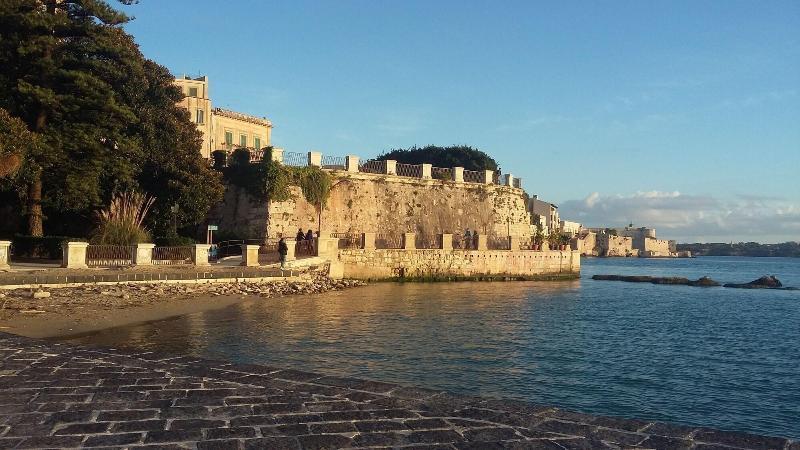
[91, 192, 155, 245]
[154, 234, 196, 246]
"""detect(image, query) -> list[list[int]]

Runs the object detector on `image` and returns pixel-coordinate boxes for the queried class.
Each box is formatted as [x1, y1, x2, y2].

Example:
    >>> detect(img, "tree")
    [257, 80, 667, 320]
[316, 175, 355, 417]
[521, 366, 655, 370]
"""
[376, 145, 499, 172]
[0, 0, 141, 236]
[294, 167, 333, 233]
[0, 107, 38, 179]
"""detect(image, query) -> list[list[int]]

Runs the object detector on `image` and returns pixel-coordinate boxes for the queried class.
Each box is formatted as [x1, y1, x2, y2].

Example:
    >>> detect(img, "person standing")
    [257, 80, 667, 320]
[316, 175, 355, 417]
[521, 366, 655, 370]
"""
[472, 230, 479, 250]
[463, 229, 472, 249]
[296, 228, 305, 242]
[305, 229, 314, 254]
[278, 238, 289, 270]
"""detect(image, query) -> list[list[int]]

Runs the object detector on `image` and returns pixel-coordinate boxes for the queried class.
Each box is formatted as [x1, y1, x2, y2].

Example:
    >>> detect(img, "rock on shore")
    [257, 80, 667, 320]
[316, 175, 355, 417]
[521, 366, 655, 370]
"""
[723, 275, 797, 290]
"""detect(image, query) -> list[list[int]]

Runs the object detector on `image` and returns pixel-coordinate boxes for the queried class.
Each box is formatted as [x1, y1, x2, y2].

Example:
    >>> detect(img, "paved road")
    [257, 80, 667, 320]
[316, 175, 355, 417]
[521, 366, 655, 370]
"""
[0, 333, 794, 449]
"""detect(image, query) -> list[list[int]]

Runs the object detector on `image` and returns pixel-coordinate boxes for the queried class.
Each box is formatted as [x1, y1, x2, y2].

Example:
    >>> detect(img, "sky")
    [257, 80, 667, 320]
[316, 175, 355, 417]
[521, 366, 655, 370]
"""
[119, 0, 800, 243]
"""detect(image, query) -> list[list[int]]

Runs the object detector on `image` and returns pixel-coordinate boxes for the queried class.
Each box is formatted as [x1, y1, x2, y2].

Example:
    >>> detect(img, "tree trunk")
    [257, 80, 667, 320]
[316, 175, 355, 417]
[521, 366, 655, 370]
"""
[27, 172, 44, 237]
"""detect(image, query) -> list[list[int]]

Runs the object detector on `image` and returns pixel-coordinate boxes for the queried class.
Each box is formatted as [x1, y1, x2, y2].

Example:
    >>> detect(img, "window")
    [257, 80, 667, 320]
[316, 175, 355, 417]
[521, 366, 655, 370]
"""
[240, 134, 247, 147]
[254, 136, 261, 149]
[225, 131, 233, 145]
[196, 109, 204, 124]
[188, 87, 198, 97]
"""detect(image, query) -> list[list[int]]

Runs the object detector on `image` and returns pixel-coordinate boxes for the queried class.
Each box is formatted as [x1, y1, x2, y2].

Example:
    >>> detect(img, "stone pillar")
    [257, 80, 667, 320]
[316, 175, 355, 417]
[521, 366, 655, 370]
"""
[133, 243, 155, 266]
[362, 232, 376, 250]
[476, 234, 488, 251]
[316, 237, 339, 259]
[483, 170, 494, 184]
[284, 239, 297, 262]
[271, 147, 284, 164]
[452, 167, 464, 183]
[385, 160, 397, 175]
[509, 236, 520, 251]
[308, 151, 322, 167]
[504, 174, 514, 187]
[421, 164, 432, 179]
[346, 155, 360, 172]
[241, 244, 260, 267]
[61, 241, 89, 269]
[441, 234, 453, 251]
[191, 244, 210, 266]
[403, 233, 416, 250]
[0, 241, 10, 270]
[514, 177, 522, 189]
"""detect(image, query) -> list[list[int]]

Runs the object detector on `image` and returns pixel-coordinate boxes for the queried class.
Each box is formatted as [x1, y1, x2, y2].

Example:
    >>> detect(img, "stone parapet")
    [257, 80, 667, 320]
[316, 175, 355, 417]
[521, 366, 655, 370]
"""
[0, 241, 10, 270]
[191, 244, 210, 266]
[241, 244, 260, 266]
[133, 243, 155, 266]
[62, 242, 89, 269]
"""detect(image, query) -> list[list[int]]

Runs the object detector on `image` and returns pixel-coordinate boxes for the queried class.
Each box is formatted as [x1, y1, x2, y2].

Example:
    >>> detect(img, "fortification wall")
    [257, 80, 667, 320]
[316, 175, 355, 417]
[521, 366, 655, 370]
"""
[599, 235, 637, 257]
[205, 184, 268, 239]
[268, 172, 532, 240]
[336, 249, 579, 280]
[573, 232, 598, 256]
[641, 237, 672, 257]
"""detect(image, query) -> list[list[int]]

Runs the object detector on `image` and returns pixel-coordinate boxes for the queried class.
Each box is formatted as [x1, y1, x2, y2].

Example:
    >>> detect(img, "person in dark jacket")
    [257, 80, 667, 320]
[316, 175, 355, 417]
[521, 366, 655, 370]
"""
[305, 229, 314, 254]
[296, 228, 305, 242]
[278, 238, 289, 269]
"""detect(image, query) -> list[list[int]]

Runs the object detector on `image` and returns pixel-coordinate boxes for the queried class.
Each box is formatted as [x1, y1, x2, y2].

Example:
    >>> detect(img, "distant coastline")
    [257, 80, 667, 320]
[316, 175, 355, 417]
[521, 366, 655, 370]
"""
[676, 242, 800, 257]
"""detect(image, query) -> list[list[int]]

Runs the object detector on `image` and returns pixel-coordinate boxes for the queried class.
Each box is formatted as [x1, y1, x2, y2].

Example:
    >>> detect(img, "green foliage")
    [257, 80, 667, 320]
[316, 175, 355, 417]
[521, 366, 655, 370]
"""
[11, 235, 73, 259]
[0, 108, 39, 179]
[0, 1, 223, 237]
[676, 242, 800, 257]
[154, 233, 196, 247]
[293, 167, 333, 212]
[377, 145, 499, 172]
[91, 192, 154, 245]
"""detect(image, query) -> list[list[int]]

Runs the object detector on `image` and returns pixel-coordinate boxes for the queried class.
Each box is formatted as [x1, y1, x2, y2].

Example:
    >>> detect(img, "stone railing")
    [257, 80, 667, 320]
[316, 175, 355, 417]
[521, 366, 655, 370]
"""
[268, 150, 522, 189]
[328, 233, 556, 253]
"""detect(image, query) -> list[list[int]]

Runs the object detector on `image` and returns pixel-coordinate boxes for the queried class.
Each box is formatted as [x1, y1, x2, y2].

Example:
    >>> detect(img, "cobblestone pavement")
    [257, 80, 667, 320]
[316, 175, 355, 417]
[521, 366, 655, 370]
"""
[0, 333, 794, 449]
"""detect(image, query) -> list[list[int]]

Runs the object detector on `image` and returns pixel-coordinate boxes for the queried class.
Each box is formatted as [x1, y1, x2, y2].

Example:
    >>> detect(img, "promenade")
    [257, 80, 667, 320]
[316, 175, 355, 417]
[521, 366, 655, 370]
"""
[0, 333, 792, 449]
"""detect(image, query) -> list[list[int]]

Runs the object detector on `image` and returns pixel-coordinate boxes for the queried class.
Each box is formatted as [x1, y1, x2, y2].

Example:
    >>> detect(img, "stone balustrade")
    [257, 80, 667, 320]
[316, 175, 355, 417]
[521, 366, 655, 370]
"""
[0, 241, 10, 270]
[262, 150, 523, 189]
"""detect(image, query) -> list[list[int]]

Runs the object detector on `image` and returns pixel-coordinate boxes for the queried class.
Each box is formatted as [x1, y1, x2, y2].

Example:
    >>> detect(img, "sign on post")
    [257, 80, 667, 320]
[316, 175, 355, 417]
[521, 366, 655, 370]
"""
[207, 225, 218, 245]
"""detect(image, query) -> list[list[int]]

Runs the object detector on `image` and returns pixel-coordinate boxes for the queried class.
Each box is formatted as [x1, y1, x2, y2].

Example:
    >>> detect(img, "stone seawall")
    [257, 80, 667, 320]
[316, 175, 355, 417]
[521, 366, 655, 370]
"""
[336, 249, 580, 280]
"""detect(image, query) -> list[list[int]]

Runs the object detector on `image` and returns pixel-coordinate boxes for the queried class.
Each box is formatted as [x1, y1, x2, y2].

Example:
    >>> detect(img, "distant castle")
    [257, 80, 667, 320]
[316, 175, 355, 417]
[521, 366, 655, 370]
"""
[573, 226, 690, 258]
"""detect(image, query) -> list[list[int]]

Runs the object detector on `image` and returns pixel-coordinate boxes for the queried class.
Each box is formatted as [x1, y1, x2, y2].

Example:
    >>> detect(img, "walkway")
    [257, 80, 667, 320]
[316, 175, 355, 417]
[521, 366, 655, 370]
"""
[0, 333, 793, 449]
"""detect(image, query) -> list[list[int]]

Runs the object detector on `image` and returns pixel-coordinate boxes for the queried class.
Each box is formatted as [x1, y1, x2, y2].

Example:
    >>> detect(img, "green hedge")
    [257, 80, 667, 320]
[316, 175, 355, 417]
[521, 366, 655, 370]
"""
[11, 235, 75, 259]
[154, 234, 196, 246]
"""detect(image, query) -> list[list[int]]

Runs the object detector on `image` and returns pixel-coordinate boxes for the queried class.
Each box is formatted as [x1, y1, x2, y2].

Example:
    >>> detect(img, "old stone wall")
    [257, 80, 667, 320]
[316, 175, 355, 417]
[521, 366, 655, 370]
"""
[205, 184, 268, 240]
[641, 237, 672, 257]
[572, 232, 598, 256]
[269, 172, 532, 240]
[599, 234, 637, 257]
[336, 249, 579, 280]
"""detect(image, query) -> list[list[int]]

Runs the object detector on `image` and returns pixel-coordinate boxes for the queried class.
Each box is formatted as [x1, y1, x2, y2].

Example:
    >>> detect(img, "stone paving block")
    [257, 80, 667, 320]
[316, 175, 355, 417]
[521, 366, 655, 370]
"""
[530, 419, 596, 437]
[16, 435, 84, 449]
[590, 427, 648, 446]
[637, 434, 694, 450]
[693, 429, 788, 450]
[297, 433, 353, 449]
[270, 413, 324, 424]
[54, 421, 110, 435]
[204, 426, 257, 440]
[252, 402, 304, 415]
[462, 426, 521, 442]
[243, 436, 301, 450]
[406, 429, 466, 444]
[196, 439, 242, 450]
[112, 419, 167, 432]
[169, 418, 227, 430]
[405, 418, 451, 430]
[160, 406, 210, 419]
[84, 432, 144, 447]
[96, 408, 159, 421]
[643, 421, 698, 438]
[145, 429, 204, 443]
[262, 423, 311, 436]
[307, 421, 356, 434]
[208, 405, 253, 418]
[354, 419, 408, 432]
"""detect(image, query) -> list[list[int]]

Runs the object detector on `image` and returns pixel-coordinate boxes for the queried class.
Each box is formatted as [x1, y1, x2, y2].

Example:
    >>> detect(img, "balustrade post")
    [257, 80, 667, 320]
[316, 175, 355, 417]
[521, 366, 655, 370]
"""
[514, 177, 523, 189]
[452, 167, 464, 183]
[316, 237, 338, 259]
[385, 160, 397, 175]
[62, 241, 89, 269]
[509, 236, 520, 251]
[441, 234, 453, 251]
[504, 173, 514, 187]
[134, 243, 155, 266]
[421, 164, 432, 179]
[241, 244, 260, 267]
[403, 233, 416, 250]
[271, 147, 284, 163]
[308, 151, 322, 167]
[0, 241, 10, 270]
[345, 155, 360, 172]
[362, 233, 376, 250]
[191, 244, 210, 266]
[476, 234, 488, 251]
[285, 239, 297, 262]
[483, 170, 494, 184]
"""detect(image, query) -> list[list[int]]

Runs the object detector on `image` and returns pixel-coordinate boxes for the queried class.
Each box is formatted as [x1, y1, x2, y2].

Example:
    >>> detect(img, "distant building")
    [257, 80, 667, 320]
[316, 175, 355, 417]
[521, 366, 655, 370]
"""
[529, 195, 560, 234]
[174, 75, 273, 159]
[560, 220, 581, 236]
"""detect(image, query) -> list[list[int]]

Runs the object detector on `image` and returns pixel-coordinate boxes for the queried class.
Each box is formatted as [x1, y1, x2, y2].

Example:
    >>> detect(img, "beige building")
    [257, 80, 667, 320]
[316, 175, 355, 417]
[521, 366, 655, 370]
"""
[529, 195, 560, 234]
[560, 220, 582, 236]
[174, 75, 272, 159]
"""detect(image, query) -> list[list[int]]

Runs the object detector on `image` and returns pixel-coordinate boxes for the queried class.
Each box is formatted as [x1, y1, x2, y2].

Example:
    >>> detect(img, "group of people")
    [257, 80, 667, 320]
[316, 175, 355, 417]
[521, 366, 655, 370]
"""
[276, 229, 318, 270]
[461, 228, 480, 250]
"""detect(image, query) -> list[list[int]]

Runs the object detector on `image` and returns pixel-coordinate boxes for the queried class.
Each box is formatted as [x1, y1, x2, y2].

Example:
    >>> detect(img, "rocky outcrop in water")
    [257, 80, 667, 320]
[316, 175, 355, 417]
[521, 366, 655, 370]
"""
[688, 276, 721, 287]
[723, 275, 797, 290]
[592, 274, 718, 287]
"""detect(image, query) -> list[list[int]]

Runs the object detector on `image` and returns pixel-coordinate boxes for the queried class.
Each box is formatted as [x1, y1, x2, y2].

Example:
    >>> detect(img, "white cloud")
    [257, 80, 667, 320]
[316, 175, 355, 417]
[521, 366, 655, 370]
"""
[559, 191, 800, 243]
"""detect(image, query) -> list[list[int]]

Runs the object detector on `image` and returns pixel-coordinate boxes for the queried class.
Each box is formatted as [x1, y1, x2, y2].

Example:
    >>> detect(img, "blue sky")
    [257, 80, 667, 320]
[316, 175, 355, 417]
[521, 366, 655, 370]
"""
[120, 1, 799, 242]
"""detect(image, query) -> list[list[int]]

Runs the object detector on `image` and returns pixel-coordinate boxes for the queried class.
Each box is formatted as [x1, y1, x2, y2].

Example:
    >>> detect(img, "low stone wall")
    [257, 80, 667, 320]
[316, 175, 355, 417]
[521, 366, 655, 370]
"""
[336, 249, 580, 280]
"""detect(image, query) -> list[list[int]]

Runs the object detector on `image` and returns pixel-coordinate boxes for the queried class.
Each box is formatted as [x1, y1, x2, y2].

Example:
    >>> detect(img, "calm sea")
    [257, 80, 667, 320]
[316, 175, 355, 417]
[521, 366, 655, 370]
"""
[65, 257, 800, 439]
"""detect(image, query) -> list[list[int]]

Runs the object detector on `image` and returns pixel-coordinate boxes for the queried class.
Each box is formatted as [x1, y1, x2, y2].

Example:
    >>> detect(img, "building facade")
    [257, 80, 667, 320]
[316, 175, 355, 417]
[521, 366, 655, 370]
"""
[529, 195, 560, 234]
[174, 75, 272, 159]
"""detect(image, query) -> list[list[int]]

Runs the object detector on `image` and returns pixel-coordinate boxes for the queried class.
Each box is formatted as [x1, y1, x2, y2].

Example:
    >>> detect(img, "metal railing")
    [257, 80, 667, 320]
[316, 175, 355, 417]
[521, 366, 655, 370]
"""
[249, 148, 265, 163]
[492, 173, 501, 185]
[258, 241, 280, 264]
[519, 238, 542, 251]
[396, 163, 422, 178]
[513, 178, 521, 189]
[359, 160, 386, 174]
[431, 167, 452, 181]
[331, 232, 362, 249]
[375, 233, 403, 249]
[488, 236, 511, 250]
[86, 245, 135, 267]
[295, 239, 315, 256]
[464, 170, 483, 183]
[283, 151, 307, 167]
[152, 246, 192, 265]
[415, 234, 442, 249]
[321, 155, 346, 170]
[453, 234, 480, 250]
